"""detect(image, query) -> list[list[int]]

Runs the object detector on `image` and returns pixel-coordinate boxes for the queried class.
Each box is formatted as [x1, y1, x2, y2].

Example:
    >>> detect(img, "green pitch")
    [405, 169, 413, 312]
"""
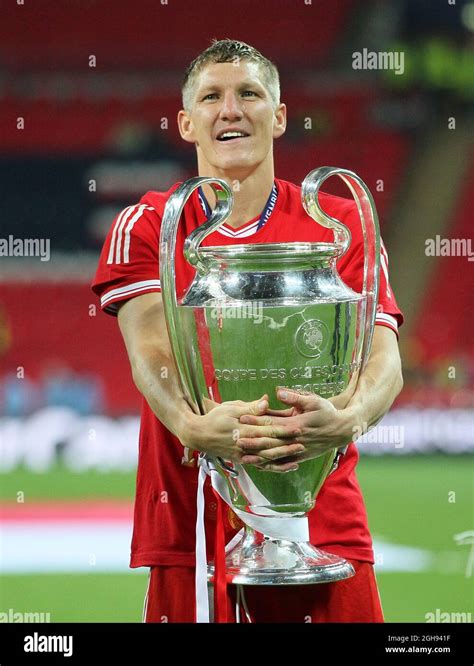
[0, 573, 147, 623]
[357, 455, 473, 622]
[1, 455, 472, 622]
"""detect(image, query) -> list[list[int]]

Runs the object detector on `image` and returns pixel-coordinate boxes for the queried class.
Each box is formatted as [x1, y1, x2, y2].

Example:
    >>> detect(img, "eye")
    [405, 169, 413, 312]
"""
[202, 92, 218, 101]
[242, 90, 257, 97]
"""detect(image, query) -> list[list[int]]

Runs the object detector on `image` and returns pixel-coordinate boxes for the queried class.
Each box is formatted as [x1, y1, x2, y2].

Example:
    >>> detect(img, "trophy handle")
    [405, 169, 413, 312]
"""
[302, 167, 380, 368]
[183, 181, 234, 273]
[159, 177, 233, 412]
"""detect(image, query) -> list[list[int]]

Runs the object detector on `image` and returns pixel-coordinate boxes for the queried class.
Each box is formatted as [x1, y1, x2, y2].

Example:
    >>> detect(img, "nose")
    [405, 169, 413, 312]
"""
[219, 90, 244, 121]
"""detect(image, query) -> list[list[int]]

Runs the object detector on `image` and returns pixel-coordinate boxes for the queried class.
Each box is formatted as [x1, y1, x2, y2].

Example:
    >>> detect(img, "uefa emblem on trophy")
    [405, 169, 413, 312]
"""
[160, 166, 380, 586]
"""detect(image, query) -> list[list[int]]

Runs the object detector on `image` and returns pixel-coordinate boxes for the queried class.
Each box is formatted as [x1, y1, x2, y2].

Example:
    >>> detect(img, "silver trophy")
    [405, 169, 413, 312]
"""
[160, 167, 380, 585]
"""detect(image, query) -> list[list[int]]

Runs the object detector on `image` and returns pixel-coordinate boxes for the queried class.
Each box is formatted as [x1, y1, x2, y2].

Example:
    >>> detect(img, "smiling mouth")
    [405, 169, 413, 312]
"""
[216, 131, 250, 142]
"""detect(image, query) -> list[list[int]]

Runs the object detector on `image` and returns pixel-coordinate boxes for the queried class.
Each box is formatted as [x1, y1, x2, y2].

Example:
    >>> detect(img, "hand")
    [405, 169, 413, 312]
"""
[238, 388, 359, 472]
[179, 395, 305, 471]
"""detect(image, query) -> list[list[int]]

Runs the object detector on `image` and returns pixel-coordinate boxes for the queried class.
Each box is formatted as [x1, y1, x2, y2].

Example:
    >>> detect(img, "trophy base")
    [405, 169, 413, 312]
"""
[208, 529, 355, 586]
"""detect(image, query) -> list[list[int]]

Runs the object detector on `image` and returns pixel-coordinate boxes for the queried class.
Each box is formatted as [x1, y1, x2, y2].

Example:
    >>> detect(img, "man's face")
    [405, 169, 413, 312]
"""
[178, 61, 286, 176]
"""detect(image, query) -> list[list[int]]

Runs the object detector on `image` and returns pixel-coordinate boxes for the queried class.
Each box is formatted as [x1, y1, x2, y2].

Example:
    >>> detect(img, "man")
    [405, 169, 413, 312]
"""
[92, 39, 403, 623]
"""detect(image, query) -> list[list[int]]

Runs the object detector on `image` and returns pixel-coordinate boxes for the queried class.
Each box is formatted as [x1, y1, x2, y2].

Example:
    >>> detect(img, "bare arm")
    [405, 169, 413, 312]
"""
[118, 292, 191, 439]
[342, 325, 403, 435]
[117, 292, 303, 467]
[238, 326, 403, 470]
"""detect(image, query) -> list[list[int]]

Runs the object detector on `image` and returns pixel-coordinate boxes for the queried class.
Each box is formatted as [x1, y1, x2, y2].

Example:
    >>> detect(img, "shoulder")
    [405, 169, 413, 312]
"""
[97, 181, 183, 266]
[139, 182, 183, 214]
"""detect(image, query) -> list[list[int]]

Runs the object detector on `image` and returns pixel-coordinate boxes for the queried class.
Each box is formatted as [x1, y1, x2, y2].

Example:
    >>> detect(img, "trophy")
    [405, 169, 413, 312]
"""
[160, 167, 380, 585]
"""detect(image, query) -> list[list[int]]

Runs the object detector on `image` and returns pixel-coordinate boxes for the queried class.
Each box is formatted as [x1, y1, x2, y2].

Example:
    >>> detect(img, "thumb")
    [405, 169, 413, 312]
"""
[202, 396, 219, 412]
[249, 394, 269, 415]
[225, 394, 269, 419]
[245, 393, 269, 416]
[276, 388, 322, 412]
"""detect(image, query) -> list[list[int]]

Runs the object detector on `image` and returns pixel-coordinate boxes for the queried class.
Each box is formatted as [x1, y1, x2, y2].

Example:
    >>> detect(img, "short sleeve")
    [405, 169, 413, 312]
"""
[91, 203, 162, 315]
[336, 203, 404, 336]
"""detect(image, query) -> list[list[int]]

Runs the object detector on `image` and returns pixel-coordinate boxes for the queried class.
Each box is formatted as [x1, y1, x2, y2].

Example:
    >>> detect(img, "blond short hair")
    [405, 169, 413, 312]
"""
[182, 38, 280, 111]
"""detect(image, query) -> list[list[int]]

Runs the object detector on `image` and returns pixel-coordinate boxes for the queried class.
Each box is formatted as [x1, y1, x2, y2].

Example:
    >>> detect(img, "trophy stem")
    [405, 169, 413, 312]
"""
[208, 525, 355, 586]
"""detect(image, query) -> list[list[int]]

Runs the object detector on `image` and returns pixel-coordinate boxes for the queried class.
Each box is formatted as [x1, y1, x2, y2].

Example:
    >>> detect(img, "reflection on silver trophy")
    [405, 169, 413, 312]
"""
[160, 166, 380, 585]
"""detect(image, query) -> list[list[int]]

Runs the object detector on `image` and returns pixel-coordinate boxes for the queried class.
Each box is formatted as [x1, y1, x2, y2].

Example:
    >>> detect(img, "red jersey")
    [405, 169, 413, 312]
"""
[92, 178, 403, 567]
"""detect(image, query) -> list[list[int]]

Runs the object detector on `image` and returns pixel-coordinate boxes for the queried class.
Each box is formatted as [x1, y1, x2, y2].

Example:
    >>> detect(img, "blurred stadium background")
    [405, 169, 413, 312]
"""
[0, 0, 473, 623]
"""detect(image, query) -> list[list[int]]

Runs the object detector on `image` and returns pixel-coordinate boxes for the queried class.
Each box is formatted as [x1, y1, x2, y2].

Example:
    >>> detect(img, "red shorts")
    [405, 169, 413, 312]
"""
[143, 560, 384, 623]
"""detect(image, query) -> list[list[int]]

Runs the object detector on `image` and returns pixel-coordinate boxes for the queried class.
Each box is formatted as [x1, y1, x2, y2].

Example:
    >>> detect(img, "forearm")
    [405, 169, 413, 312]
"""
[130, 344, 196, 441]
[345, 327, 403, 436]
[118, 294, 199, 445]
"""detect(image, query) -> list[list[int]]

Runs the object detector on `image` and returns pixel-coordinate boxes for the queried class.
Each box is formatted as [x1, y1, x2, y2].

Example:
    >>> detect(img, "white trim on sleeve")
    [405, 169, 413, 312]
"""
[375, 313, 398, 331]
[101, 279, 161, 308]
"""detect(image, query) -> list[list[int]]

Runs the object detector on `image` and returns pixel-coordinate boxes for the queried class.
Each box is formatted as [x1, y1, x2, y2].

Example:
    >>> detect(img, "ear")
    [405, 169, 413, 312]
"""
[177, 109, 196, 144]
[273, 103, 287, 139]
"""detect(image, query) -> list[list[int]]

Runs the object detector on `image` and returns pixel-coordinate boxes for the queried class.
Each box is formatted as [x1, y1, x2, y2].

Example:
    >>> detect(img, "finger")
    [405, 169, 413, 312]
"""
[276, 387, 324, 412]
[225, 395, 269, 418]
[239, 438, 305, 455]
[239, 414, 288, 426]
[237, 424, 301, 445]
[266, 407, 294, 417]
[256, 444, 305, 461]
[241, 445, 304, 464]
[233, 424, 302, 448]
[240, 408, 294, 421]
[239, 453, 266, 465]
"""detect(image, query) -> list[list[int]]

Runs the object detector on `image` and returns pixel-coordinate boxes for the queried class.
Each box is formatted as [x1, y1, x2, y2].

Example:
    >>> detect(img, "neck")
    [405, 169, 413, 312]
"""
[198, 162, 275, 230]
